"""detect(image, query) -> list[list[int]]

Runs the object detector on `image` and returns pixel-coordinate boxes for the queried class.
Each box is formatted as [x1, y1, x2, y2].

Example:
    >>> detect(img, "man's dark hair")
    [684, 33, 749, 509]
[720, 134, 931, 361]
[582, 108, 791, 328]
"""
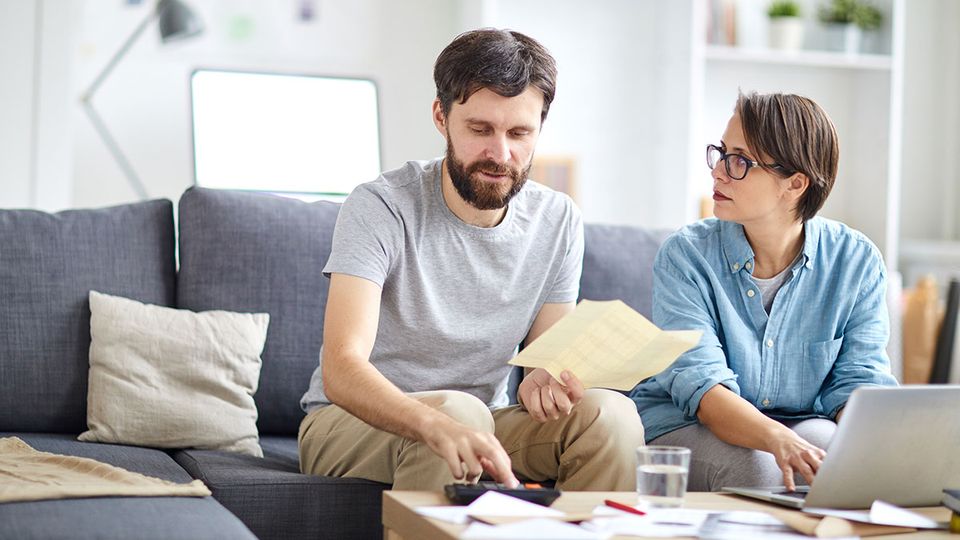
[434, 28, 557, 123]
[737, 91, 840, 222]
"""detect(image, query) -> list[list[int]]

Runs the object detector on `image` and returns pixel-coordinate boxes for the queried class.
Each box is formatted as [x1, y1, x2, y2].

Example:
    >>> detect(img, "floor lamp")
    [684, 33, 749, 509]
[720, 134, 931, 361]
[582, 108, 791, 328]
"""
[80, 0, 203, 200]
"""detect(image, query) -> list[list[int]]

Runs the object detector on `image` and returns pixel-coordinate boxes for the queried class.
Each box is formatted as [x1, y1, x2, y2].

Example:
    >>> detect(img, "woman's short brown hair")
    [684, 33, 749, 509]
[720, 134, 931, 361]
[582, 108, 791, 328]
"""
[434, 28, 557, 123]
[736, 91, 839, 222]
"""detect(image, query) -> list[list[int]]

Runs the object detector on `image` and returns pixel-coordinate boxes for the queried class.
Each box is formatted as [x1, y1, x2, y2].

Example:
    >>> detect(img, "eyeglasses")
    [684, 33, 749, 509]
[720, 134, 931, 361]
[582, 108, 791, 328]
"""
[706, 144, 784, 180]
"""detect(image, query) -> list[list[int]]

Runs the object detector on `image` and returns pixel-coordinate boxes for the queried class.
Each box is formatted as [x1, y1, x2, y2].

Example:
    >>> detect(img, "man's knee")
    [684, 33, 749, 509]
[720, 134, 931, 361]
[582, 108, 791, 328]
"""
[416, 390, 495, 432]
[573, 389, 645, 444]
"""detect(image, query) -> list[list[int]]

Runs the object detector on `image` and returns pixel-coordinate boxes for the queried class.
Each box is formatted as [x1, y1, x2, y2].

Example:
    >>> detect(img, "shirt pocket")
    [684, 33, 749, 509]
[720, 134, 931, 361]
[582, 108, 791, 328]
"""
[801, 337, 844, 409]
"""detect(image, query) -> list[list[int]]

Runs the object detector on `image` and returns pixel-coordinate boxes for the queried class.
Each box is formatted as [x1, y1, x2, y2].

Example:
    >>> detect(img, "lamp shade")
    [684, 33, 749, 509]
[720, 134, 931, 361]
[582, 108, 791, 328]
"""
[157, 0, 203, 42]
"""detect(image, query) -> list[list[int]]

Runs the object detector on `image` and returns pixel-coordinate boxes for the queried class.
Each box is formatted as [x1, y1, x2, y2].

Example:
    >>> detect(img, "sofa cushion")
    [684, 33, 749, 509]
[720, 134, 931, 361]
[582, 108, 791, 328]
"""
[172, 436, 388, 540]
[0, 200, 177, 433]
[80, 291, 269, 457]
[0, 497, 257, 540]
[176, 188, 339, 436]
[0, 433, 256, 539]
[579, 224, 672, 318]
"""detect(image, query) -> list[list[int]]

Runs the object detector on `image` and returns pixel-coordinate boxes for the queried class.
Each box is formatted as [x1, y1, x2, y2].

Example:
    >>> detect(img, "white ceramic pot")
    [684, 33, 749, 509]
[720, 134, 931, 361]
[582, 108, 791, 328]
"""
[823, 22, 862, 54]
[768, 17, 805, 51]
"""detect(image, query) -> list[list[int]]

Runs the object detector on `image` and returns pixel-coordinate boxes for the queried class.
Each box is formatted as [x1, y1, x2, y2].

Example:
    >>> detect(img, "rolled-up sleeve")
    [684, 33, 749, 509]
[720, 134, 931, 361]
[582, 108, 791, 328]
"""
[818, 251, 898, 417]
[652, 237, 739, 420]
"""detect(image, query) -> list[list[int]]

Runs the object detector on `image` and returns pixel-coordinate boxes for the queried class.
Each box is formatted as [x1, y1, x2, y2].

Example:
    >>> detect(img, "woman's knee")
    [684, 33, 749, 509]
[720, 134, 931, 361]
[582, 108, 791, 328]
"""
[790, 418, 837, 450]
[656, 424, 782, 491]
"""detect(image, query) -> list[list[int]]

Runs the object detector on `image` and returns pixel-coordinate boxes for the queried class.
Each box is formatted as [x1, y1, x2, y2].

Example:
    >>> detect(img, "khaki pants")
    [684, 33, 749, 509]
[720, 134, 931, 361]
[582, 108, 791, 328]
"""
[298, 389, 644, 491]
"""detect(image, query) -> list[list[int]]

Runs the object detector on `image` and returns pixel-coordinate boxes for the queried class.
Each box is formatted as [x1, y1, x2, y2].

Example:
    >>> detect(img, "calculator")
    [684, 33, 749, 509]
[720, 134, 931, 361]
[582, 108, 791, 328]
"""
[443, 481, 561, 506]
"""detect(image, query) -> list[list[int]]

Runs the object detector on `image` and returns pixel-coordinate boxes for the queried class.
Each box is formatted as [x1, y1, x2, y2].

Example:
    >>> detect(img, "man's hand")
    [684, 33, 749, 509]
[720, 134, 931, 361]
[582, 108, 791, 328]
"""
[418, 411, 519, 488]
[765, 425, 827, 491]
[517, 368, 584, 423]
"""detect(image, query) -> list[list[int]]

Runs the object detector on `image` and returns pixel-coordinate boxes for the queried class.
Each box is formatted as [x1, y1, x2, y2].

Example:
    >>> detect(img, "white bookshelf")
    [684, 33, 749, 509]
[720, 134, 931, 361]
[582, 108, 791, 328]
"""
[704, 44, 893, 71]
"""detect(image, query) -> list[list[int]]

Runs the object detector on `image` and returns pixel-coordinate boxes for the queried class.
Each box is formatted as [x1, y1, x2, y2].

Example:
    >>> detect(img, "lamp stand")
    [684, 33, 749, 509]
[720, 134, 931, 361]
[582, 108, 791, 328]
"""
[79, 9, 157, 200]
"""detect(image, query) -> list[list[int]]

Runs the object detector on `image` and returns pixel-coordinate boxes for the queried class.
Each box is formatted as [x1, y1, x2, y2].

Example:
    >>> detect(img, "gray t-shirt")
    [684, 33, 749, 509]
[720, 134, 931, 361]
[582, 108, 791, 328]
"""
[300, 158, 584, 412]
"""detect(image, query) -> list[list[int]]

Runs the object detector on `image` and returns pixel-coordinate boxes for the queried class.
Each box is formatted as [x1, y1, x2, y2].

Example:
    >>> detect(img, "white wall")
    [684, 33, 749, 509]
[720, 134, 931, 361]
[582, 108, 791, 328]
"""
[71, 0, 459, 209]
[0, 2, 35, 208]
[0, 0, 77, 211]
[900, 0, 960, 242]
[487, 0, 696, 229]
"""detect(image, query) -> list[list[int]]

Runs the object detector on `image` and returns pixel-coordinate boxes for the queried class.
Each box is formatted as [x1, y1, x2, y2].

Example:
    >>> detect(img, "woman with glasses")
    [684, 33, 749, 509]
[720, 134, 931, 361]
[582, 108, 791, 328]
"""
[629, 92, 897, 492]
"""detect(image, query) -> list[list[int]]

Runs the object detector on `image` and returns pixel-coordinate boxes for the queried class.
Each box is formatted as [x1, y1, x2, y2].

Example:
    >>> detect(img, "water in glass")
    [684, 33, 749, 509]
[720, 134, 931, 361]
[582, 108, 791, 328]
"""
[637, 463, 688, 508]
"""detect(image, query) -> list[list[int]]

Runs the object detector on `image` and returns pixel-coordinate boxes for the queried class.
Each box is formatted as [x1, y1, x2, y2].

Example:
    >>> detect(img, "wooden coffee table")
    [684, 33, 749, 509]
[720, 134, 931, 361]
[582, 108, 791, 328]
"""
[382, 490, 954, 539]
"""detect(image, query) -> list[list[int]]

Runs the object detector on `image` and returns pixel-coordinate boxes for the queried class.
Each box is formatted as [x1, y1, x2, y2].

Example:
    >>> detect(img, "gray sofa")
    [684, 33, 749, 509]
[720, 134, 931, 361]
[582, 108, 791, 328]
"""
[0, 186, 668, 539]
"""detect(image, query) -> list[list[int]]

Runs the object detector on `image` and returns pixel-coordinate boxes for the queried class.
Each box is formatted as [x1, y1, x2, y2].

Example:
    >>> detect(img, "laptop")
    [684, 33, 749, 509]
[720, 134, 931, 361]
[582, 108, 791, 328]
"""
[723, 385, 960, 509]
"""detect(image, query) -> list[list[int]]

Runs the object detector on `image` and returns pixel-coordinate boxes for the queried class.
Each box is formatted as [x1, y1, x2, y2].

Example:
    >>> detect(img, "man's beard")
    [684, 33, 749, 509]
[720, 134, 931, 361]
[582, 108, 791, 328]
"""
[446, 137, 530, 211]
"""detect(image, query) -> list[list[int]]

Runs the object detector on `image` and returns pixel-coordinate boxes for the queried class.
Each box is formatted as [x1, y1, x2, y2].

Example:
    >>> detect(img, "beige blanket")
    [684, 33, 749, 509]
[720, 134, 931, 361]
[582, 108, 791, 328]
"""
[0, 437, 210, 503]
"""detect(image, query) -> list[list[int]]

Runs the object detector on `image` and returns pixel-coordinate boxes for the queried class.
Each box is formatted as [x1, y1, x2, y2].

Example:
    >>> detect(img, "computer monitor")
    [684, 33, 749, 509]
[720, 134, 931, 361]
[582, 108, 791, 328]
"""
[190, 69, 381, 197]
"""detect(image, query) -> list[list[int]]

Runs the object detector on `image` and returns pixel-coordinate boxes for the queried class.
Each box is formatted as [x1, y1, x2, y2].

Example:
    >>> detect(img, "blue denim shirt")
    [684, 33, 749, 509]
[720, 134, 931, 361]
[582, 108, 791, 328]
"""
[630, 217, 898, 442]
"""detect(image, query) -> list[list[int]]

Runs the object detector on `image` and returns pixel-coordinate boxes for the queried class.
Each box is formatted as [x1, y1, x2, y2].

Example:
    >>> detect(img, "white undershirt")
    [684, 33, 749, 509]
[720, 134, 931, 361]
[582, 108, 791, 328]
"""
[751, 253, 802, 314]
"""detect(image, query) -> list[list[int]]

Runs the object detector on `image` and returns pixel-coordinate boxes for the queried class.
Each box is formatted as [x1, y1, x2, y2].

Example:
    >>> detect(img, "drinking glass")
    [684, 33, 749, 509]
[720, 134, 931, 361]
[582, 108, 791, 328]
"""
[636, 445, 690, 508]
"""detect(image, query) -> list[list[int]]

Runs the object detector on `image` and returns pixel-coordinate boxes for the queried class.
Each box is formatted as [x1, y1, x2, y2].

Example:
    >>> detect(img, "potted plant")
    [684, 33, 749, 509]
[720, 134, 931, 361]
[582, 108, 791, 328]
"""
[818, 0, 884, 54]
[768, 0, 804, 51]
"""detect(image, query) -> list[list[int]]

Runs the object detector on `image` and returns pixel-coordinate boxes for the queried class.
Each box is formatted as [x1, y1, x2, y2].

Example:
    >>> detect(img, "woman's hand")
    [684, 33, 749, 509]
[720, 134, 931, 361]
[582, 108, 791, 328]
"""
[697, 385, 827, 490]
[764, 426, 827, 491]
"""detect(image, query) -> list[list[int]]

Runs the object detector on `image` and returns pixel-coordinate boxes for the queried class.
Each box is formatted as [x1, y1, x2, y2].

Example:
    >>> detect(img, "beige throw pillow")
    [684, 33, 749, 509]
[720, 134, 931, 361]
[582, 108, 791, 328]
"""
[80, 291, 269, 457]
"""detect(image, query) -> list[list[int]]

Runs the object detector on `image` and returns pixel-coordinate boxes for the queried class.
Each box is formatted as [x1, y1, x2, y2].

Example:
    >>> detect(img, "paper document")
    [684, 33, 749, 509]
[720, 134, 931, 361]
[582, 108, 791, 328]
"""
[805, 500, 944, 529]
[698, 511, 858, 540]
[415, 491, 563, 525]
[584, 507, 715, 537]
[467, 491, 564, 520]
[460, 518, 607, 539]
[509, 300, 701, 390]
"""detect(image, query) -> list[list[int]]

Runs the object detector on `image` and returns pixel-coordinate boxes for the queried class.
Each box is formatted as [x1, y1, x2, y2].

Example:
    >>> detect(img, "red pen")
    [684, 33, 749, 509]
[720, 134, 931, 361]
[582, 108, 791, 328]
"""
[603, 499, 646, 516]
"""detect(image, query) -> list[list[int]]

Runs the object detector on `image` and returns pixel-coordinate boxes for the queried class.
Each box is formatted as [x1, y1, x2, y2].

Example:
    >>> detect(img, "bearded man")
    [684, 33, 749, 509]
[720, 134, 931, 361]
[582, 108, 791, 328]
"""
[298, 28, 644, 491]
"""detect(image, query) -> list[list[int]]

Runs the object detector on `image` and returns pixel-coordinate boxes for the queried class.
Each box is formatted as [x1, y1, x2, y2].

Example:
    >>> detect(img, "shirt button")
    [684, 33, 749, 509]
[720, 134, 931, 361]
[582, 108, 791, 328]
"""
[732, 263, 740, 271]
[762, 399, 771, 407]
[805, 261, 813, 269]
[747, 289, 756, 298]
[745, 261, 753, 270]
[766, 339, 774, 348]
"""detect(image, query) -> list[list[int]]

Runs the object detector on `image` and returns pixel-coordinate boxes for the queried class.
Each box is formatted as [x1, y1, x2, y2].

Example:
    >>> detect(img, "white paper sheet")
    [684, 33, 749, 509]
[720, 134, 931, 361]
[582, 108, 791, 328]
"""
[805, 499, 944, 529]
[584, 508, 715, 537]
[415, 490, 564, 525]
[460, 518, 608, 539]
[698, 511, 857, 540]
[466, 491, 565, 518]
[415, 505, 471, 524]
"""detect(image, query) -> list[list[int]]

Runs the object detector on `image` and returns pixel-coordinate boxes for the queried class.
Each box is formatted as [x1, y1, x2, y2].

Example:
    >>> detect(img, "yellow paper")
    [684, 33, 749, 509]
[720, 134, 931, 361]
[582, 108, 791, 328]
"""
[509, 299, 701, 390]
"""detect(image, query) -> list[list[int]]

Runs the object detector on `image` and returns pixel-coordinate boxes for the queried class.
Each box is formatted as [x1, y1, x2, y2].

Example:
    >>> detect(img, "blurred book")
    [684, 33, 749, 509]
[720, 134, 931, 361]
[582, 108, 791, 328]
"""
[944, 488, 960, 513]
[706, 0, 737, 45]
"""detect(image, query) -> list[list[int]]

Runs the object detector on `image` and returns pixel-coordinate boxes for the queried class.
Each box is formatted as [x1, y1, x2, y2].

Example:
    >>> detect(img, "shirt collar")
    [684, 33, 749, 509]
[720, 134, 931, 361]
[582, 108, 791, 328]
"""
[800, 217, 821, 266]
[719, 218, 821, 274]
[719, 221, 753, 273]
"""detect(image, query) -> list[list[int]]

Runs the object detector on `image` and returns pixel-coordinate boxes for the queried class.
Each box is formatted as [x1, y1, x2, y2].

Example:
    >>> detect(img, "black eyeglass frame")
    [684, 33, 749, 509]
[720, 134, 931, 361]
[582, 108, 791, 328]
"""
[706, 144, 789, 181]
